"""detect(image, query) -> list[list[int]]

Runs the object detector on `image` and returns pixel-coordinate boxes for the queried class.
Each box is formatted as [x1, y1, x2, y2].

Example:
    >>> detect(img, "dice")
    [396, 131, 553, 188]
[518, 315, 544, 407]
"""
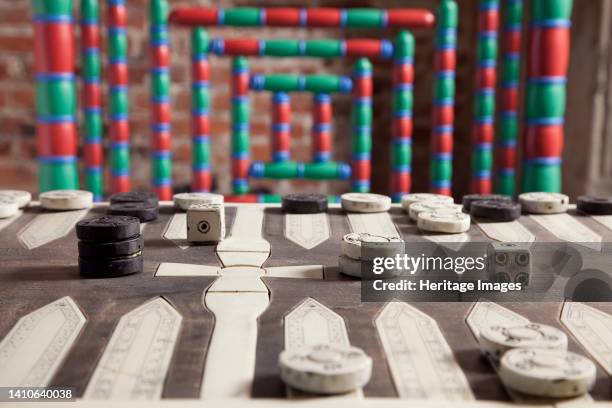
[487, 242, 531, 286]
[187, 203, 225, 243]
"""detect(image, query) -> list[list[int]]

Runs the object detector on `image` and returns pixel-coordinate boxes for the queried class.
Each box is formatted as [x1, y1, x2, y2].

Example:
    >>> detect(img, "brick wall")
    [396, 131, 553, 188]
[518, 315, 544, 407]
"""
[2, 0, 586, 198]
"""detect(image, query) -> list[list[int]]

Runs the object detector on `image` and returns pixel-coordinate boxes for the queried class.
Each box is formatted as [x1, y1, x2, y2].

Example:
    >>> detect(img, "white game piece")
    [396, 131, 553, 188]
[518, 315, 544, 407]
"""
[279, 343, 372, 395]
[519, 192, 569, 214]
[340, 193, 391, 213]
[187, 203, 225, 242]
[0, 190, 31, 208]
[417, 210, 470, 233]
[400, 193, 454, 212]
[499, 348, 596, 398]
[487, 242, 532, 286]
[174, 192, 224, 211]
[341, 232, 404, 261]
[479, 323, 567, 359]
[39, 190, 93, 210]
[338, 255, 365, 278]
[408, 201, 461, 221]
[0, 199, 18, 219]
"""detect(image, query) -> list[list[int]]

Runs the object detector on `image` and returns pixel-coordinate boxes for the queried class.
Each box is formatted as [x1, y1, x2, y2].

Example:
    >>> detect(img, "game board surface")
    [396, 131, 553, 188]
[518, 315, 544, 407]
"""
[1, 203, 612, 405]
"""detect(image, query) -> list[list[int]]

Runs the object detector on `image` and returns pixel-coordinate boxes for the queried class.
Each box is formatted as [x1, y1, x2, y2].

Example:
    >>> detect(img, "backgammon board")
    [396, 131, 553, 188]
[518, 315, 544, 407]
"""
[1, 202, 612, 406]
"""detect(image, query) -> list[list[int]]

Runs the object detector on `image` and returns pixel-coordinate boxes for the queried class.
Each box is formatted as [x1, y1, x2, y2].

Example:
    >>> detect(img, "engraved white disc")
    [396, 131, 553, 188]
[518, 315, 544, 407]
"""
[400, 193, 454, 212]
[0, 190, 31, 208]
[40, 190, 93, 210]
[519, 192, 569, 214]
[479, 322, 568, 359]
[279, 344, 372, 394]
[173, 192, 224, 210]
[341, 193, 391, 213]
[341, 232, 404, 261]
[408, 201, 461, 221]
[499, 348, 596, 398]
[0, 199, 18, 219]
[417, 210, 470, 233]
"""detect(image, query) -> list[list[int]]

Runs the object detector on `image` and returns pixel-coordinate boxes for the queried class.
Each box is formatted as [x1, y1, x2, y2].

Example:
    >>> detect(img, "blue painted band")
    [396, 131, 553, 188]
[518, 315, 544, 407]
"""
[39, 156, 77, 164]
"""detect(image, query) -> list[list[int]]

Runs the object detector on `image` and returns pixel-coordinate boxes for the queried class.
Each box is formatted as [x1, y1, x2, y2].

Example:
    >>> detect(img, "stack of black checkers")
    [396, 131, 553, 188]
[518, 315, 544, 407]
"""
[282, 194, 328, 214]
[464, 194, 521, 222]
[577, 196, 612, 215]
[76, 216, 143, 278]
[107, 191, 159, 222]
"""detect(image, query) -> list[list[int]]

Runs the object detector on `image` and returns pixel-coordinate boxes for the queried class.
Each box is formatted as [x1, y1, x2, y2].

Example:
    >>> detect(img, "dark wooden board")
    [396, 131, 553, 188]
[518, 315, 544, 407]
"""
[0, 204, 611, 401]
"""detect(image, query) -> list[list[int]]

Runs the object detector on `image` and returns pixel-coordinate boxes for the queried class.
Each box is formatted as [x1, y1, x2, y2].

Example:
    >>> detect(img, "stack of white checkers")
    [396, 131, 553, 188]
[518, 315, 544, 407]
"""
[478, 322, 596, 398]
[401, 193, 454, 210]
[339, 232, 404, 279]
[401, 193, 469, 233]
[0, 189, 31, 218]
[408, 201, 462, 221]
[279, 344, 373, 394]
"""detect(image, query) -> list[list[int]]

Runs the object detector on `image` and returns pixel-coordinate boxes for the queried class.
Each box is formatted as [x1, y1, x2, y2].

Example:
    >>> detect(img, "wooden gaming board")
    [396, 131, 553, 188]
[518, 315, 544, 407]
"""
[1, 202, 612, 406]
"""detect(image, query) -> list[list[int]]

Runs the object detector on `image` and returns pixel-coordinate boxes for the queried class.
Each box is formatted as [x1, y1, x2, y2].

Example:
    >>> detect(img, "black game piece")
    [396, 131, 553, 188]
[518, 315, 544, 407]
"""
[470, 200, 521, 222]
[576, 196, 612, 215]
[76, 216, 140, 242]
[108, 202, 159, 222]
[79, 254, 143, 278]
[78, 235, 143, 258]
[462, 194, 512, 212]
[282, 194, 328, 214]
[109, 191, 159, 206]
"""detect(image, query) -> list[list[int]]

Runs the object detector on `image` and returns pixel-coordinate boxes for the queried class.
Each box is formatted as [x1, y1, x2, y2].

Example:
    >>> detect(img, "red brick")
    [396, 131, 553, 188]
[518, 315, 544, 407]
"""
[0, 161, 36, 189]
[249, 120, 268, 138]
[0, 138, 12, 155]
[211, 91, 230, 111]
[210, 118, 229, 136]
[173, 141, 192, 162]
[0, 35, 32, 53]
[0, 6, 30, 24]
[250, 144, 270, 162]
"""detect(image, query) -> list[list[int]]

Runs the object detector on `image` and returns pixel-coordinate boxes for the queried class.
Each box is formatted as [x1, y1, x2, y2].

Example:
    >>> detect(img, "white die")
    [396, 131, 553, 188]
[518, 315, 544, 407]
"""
[187, 203, 225, 243]
[487, 242, 531, 286]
